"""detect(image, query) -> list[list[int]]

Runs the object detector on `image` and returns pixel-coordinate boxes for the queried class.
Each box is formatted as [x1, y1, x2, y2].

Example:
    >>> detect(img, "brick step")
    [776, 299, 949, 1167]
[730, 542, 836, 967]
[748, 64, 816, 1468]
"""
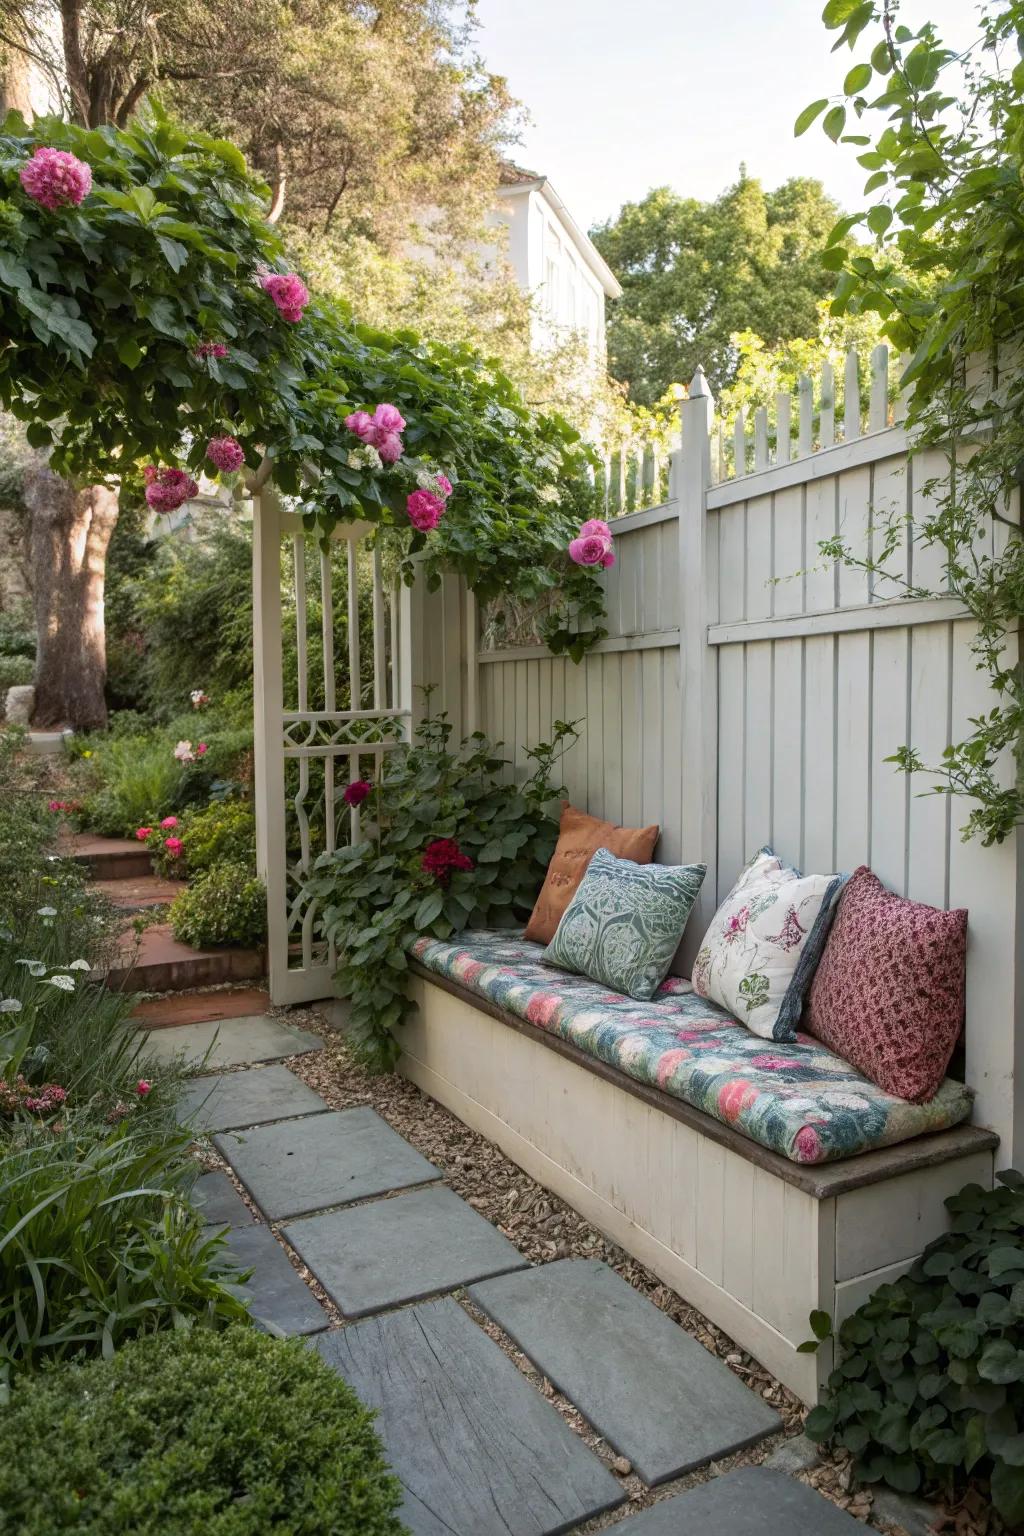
[131, 986, 270, 1028]
[66, 833, 153, 881]
[93, 873, 183, 912]
[105, 923, 265, 994]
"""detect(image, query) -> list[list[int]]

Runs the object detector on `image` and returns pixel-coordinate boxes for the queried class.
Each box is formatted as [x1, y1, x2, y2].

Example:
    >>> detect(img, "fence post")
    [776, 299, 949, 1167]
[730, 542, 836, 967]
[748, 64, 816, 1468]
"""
[251, 486, 290, 1000]
[678, 366, 719, 957]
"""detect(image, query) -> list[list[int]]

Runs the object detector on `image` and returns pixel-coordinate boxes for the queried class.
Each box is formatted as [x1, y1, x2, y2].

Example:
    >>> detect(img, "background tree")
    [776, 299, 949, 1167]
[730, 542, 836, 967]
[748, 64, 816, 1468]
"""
[591, 171, 844, 404]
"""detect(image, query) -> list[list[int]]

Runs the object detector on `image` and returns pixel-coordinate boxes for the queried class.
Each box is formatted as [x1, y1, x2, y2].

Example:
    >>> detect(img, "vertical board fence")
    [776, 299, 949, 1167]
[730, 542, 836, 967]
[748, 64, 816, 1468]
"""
[414, 347, 1024, 1164]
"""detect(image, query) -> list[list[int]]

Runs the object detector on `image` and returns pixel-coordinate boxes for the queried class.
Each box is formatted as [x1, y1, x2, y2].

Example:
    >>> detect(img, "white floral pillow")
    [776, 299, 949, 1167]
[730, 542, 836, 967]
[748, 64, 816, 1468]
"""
[691, 847, 845, 1041]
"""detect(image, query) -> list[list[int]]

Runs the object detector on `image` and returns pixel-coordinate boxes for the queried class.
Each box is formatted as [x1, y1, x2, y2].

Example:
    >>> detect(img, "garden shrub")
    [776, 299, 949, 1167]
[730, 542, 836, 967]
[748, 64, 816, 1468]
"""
[0, 606, 34, 660]
[170, 861, 267, 948]
[0, 653, 32, 693]
[303, 705, 576, 1067]
[73, 717, 253, 837]
[0, 1325, 406, 1535]
[805, 1171, 1024, 1524]
[153, 798, 256, 879]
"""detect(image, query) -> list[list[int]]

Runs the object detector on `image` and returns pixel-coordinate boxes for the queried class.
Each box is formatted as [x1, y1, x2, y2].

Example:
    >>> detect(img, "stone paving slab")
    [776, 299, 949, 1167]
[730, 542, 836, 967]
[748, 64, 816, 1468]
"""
[216, 1223, 327, 1337]
[469, 1259, 780, 1484]
[178, 1064, 329, 1133]
[284, 1184, 528, 1316]
[191, 1171, 257, 1229]
[139, 1015, 322, 1070]
[314, 1297, 625, 1535]
[214, 1107, 439, 1221]
[605, 1468, 868, 1533]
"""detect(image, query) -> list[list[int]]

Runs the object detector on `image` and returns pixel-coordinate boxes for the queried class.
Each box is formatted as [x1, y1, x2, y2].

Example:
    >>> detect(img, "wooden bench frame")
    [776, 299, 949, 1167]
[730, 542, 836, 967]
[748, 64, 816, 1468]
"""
[400, 962, 998, 1404]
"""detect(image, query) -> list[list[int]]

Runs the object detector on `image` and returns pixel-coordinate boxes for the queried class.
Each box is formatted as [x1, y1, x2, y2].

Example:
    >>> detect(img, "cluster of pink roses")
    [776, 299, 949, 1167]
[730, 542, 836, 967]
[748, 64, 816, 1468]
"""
[344, 403, 406, 465]
[206, 435, 245, 474]
[144, 466, 199, 514]
[421, 837, 474, 885]
[136, 818, 183, 858]
[47, 799, 80, 814]
[407, 474, 453, 533]
[260, 271, 310, 324]
[19, 146, 91, 210]
[568, 518, 615, 569]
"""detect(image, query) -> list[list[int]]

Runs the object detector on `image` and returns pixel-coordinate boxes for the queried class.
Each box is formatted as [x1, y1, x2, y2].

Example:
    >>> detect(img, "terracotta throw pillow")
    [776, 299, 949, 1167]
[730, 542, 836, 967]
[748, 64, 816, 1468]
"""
[805, 866, 967, 1103]
[524, 805, 659, 945]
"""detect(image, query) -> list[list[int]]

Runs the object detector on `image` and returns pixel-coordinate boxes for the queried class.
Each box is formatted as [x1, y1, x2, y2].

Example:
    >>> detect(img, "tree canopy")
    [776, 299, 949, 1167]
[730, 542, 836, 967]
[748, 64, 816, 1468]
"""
[591, 173, 844, 405]
[0, 110, 606, 655]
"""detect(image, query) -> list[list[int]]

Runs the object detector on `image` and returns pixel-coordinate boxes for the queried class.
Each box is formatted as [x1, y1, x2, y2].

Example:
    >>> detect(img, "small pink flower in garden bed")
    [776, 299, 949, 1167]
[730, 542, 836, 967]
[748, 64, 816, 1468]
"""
[196, 742, 208, 757]
[343, 780, 372, 808]
[136, 1080, 152, 1097]
[163, 837, 184, 858]
[194, 340, 229, 360]
[206, 435, 245, 474]
[160, 816, 178, 830]
[20, 146, 92, 210]
[173, 741, 194, 763]
[144, 466, 198, 514]
[406, 489, 445, 531]
[23, 1083, 67, 1113]
[421, 838, 474, 885]
[135, 826, 152, 841]
[260, 271, 310, 323]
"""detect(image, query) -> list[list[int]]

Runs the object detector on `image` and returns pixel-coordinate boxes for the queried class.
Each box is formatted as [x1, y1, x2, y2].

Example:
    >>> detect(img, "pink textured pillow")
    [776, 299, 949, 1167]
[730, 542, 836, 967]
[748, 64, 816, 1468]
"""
[804, 866, 967, 1103]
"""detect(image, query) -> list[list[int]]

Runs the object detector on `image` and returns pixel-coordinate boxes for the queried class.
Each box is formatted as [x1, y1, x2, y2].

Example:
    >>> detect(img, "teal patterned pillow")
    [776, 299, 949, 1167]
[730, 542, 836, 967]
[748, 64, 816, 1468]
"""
[542, 847, 707, 1000]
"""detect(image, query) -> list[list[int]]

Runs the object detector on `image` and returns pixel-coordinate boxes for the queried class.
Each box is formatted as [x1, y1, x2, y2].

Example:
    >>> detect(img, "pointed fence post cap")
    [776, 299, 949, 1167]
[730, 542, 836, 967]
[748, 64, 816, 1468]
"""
[688, 364, 712, 399]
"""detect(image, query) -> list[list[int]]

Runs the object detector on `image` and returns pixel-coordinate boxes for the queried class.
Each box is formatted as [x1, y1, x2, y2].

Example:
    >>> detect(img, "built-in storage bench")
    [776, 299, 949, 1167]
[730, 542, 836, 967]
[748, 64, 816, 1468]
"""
[399, 961, 998, 1405]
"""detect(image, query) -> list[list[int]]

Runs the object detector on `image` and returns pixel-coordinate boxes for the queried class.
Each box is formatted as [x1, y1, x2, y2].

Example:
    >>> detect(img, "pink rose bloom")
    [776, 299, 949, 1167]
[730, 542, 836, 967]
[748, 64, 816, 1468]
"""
[48, 800, 63, 813]
[600, 549, 616, 568]
[196, 742, 208, 757]
[160, 816, 178, 830]
[260, 271, 310, 322]
[173, 740, 194, 763]
[342, 780, 372, 808]
[579, 519, 612, 539]
[164, 837, 184, 858]
[568, 534, 609, 566]
[371, 404, 406, 435]
[377, 432, 404, 463]
[345, 403, 406, 460]
[135, 827, 152, 841]
[435, 473, 453, 498]
[20, 146, 92, 210]
[144, 467, 198, 514]
[194, 340, 228, 360]
[406, 490, 445, 531]
[136, 1079, 152, 1097]
[206, 435, 245, 473]
[344, 411, 374, 440]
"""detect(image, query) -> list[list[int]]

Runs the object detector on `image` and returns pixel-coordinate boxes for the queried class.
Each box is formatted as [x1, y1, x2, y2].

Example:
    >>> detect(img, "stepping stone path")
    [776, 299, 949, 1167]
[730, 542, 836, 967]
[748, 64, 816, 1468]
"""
[161, 999, 871, 1536]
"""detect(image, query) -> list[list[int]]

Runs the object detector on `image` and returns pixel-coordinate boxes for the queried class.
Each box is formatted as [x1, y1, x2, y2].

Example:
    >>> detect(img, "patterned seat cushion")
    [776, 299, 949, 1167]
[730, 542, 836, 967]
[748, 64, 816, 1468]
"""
[409, 930, 974, 1166]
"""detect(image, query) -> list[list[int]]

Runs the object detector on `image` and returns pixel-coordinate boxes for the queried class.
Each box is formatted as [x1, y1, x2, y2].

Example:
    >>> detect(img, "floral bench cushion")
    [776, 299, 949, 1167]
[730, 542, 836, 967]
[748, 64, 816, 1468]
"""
[409, 930, 974, 1166]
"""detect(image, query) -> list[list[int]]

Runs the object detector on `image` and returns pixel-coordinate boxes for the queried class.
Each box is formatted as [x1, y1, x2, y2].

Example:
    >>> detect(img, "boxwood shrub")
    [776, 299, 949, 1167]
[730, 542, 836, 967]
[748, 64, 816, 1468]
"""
[0, 1326, 407, 1535]
[805, 1170, 1024, 1524]
[170, 860, 267, 948]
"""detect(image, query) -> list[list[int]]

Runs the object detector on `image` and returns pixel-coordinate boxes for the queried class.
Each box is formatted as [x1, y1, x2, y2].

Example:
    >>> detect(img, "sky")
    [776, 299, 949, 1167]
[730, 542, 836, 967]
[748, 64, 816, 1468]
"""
[473, 0, 975, 231]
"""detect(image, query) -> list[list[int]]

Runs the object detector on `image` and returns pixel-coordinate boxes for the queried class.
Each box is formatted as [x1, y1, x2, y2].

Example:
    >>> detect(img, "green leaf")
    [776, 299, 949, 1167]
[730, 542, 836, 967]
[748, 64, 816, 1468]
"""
[822, 0, 862, 23]
[823, 106, 848, 142]
[413, 891, 444, 929]
[867, 204, 893, 235]
[992, 1461, 1024, 1526]
[980, 1339, 1024, 1384]
[989, 1247, 1024, 1278]
[804, 1405, 836, 1441]
[794, 99, 830, 137]
[809, 1309, 832, 1341]
[116, 337, 143, 369]
[844, 63, 872, 94]
[155, 235, 189, 274]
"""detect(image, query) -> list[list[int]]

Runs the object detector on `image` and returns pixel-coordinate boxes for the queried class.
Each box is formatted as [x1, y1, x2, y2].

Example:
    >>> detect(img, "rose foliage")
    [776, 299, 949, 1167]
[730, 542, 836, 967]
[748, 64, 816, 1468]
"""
[302, 707, 577, 1067]
[0, 110, 606, 657]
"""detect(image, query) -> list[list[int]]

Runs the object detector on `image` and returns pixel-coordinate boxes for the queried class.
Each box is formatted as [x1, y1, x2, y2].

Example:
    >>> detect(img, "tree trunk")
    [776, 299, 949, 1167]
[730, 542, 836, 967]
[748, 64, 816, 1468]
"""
[0, 49, 35, 118]
[25, 464, 118, 730]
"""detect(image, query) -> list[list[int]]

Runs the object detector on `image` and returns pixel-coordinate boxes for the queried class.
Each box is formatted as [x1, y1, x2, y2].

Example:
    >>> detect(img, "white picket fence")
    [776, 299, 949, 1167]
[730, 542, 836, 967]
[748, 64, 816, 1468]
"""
[413, 349, 1023, 1167]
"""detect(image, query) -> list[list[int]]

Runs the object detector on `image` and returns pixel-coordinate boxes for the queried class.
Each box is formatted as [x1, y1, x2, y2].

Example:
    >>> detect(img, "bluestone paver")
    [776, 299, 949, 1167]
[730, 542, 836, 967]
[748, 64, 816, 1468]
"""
[191, 1170, 256, 1229]
[139, 1014, 322, 1070]
[314, 1297, 625, 1535]
[284, 1184, 528, 1315]
[218, 1223, 327, 1337]
[604, 1468, 868, 1534]
[178, 1063, 329, 1132]
[469, 1259, 780, 1483]
[214, 1106, 439, 1221]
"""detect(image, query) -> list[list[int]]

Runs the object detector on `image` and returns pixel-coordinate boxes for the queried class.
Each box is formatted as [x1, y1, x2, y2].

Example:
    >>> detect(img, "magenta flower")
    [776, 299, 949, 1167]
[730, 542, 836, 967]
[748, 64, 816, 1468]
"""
[144, 467, 198, 514]
[135, 827, 152, 841]
[377, 433, 403, 463]
[24, 1083, 68, 1113]
[20, 146, 91, 210]
[435, 473, 453, 498]
[194, 340, 229, 360]
[160, 816, 178, 830]
[343, 780, 373, 808]
[48, 800, 63, 813]
[568, 534, 609, 566]
[600, 548, 616, 568]
[196, 742, 208, 757]
[260, 271, 310, 322]
[206, 435, 245, 473]
[579, 518, 612, 540]
[136, 1079, 152, 1097]
[406, 490, 445, 531]
[344, 404, 406, 462]
[344, 411, 374, 439]
[421, 838, 474, 885]
[163, 837, 184, 858]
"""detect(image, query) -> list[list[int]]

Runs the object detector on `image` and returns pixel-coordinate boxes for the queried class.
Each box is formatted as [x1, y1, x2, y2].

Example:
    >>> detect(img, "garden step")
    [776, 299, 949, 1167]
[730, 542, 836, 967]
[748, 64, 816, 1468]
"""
[64, 832, 153, 880]
[606, 1467, 867, 1533]
[178, 1064, 329, 1133]
[139, 1014, 321, 1070]
[92, 873, 182, 911]
[106, 922, 264, 993]
[130, 987, 270, 1028]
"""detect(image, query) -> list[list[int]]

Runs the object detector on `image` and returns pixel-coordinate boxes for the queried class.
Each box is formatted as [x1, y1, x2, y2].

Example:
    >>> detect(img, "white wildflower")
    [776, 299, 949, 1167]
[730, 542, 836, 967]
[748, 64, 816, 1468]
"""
[16, 960, 46, 977]
[36, 906, 57, 918]
[0, 998, 22, 1013]
[537, 484, 560, 504]
[45, 974, 76, 992]
[173, 740, 195, 763]
[69, 959, 91, 971]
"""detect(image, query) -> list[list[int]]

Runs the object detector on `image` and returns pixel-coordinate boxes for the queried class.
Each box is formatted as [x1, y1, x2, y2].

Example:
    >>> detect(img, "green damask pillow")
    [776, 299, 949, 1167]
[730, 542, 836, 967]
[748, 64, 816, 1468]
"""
[542, 847, 707, 1000]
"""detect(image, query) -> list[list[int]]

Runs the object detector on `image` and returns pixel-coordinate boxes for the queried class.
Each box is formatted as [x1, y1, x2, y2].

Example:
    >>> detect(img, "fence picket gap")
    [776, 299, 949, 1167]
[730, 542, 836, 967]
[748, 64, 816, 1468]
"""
[869, 343, 889, 432]
[797, 374, 813, 457]
[844, 348, 861, 442]
[776, 392, 792, 465]
[894, 351, 912, 424]
[754, 406, 769, 471]
[733, 408, 747, 480]
[820, 360, 835, 449]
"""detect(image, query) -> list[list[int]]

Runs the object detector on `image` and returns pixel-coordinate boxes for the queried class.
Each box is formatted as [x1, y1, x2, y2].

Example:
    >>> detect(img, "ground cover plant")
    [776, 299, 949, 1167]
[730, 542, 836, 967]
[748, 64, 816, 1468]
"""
[303, 705, 577, 1067]
[804, 1171, 1024, 1524]
[0, 1324, 407, 1535]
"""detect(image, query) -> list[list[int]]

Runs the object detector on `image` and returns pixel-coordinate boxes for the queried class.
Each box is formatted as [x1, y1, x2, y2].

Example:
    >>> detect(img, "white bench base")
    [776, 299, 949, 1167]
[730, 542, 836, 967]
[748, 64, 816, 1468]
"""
[399, 971, 997, 1404]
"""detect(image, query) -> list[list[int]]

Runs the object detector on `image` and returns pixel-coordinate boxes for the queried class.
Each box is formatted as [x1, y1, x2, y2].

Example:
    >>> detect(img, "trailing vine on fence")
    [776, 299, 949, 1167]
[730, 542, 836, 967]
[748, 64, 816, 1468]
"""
[0, 110, 607, 659]
[799, 0, 1024, 845]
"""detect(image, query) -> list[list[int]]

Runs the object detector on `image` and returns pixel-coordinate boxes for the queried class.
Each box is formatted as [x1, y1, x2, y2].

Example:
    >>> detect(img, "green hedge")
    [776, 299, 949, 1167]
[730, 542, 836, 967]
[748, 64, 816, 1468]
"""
[0, 1326, 407, 1535]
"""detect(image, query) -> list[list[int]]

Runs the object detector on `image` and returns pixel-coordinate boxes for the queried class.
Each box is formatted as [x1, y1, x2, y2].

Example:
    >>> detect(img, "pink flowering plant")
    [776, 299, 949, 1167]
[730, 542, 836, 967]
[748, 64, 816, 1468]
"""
[0, 111, 608, 660]
[304, 698, 578, 1068]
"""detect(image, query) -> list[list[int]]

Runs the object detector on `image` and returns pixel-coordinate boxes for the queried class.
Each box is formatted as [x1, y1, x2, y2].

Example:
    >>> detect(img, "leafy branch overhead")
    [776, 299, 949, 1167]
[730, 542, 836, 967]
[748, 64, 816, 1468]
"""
[0, 109, 608, 658]
[796, 0, 1024, 846]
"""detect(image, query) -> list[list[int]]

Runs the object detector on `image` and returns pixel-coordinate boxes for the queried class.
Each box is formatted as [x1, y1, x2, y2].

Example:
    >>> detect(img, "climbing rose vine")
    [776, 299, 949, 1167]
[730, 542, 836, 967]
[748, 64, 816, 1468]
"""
[259, 271, 309, 323]
[569, 518, 616, 569]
